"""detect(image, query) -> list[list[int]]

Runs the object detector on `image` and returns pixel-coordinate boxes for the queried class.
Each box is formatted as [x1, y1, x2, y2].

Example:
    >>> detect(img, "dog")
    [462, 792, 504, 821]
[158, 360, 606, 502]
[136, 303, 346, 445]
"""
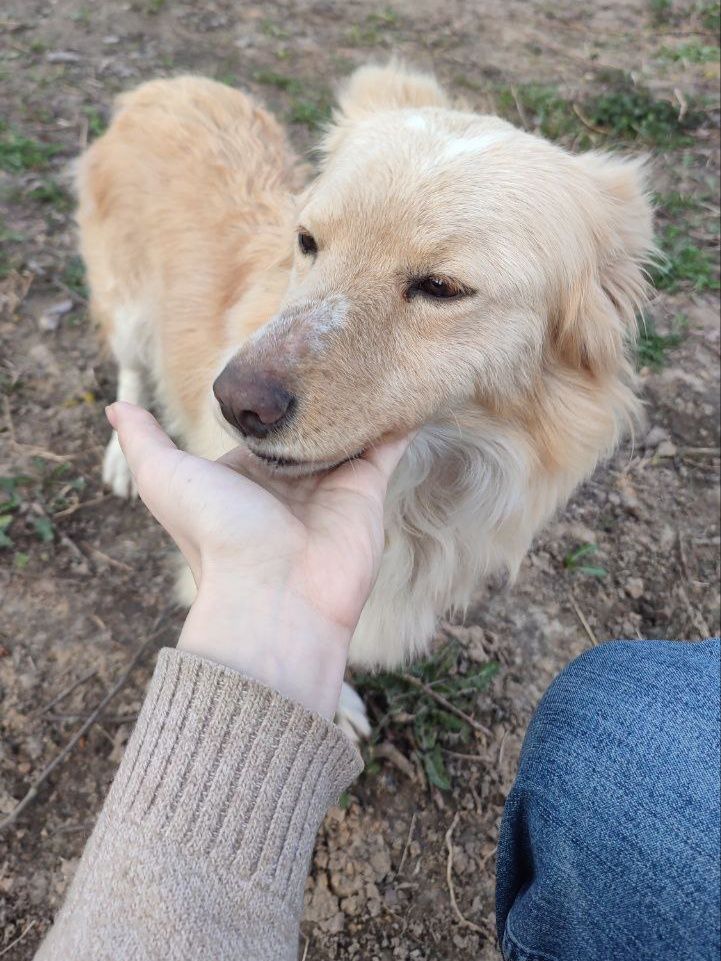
[76, 63, 653, 737]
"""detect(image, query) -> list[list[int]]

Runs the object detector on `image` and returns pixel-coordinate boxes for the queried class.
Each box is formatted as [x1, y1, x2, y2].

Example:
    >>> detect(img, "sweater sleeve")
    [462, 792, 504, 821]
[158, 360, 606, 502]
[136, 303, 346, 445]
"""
[35, 647, 363, 961]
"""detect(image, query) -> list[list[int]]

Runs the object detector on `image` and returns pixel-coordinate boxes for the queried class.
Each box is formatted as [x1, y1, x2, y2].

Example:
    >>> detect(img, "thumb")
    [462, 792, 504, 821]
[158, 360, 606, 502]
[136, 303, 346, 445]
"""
[106, 402, 183, 510]
[362, 431, 414, 484]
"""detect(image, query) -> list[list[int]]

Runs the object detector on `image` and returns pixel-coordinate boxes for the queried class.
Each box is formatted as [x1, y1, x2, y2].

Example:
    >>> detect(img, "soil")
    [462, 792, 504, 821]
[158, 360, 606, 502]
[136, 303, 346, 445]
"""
[0, 2, 719, 959]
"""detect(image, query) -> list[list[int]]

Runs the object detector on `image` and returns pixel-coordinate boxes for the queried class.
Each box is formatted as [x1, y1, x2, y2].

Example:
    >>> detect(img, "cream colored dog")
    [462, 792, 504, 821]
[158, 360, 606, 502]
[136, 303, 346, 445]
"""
[77, 64, 653, 735]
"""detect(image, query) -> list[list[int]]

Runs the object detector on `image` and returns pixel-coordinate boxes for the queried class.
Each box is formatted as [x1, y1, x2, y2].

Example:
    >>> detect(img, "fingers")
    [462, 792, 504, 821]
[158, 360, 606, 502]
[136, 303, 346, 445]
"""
[361, 431, 414, 484]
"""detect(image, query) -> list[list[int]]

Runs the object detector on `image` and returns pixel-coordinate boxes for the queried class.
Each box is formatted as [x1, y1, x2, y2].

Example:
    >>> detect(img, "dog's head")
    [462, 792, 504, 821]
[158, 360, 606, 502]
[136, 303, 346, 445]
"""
[214, 64, 653, 473]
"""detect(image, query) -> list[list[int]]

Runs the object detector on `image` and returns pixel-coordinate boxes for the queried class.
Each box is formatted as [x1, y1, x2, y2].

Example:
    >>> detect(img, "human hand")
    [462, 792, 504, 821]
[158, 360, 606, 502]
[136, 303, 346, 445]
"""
[106, 402, 410, 719]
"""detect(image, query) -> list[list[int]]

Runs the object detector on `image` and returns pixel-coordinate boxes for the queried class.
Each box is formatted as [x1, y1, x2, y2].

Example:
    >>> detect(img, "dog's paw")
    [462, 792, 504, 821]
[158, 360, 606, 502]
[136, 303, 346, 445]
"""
[335, 681, 372, 744]
[102, 432, 137, 499]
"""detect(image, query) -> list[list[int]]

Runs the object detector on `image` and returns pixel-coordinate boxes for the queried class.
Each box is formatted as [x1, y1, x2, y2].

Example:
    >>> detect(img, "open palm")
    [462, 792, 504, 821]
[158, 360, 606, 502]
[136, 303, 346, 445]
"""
[107, 402, 409, 717]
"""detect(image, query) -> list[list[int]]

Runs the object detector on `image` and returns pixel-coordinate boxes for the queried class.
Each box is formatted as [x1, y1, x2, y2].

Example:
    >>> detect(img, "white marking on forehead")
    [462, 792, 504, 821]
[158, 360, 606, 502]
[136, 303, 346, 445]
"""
[441, 130, 515, 161]
[249, 296, 350, 355]
[403, 112, 429, 132]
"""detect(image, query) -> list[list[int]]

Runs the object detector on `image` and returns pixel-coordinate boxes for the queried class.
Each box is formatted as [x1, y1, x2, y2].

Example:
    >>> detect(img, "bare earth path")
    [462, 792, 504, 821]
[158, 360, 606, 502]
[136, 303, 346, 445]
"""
[1, 2, 719, 958]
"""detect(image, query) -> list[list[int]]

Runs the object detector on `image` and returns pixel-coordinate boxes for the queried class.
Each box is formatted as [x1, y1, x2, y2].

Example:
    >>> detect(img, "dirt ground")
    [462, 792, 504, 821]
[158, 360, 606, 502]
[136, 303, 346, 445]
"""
[1, 1, 719, 958]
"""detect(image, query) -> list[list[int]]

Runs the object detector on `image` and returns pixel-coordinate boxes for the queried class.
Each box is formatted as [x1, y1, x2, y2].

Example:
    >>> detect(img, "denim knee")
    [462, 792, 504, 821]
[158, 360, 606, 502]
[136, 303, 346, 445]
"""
[496, 638, 721, 961]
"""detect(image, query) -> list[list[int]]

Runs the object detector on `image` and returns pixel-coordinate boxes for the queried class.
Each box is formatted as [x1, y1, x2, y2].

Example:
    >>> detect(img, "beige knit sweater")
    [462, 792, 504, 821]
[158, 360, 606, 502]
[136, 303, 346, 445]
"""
[35, 648, 363, 961]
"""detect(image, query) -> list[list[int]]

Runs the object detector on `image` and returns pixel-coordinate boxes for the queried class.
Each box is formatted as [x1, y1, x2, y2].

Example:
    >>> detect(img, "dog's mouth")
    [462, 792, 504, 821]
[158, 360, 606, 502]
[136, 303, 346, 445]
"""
[249, 447, 363, 477]
[211, 394, 363, 476]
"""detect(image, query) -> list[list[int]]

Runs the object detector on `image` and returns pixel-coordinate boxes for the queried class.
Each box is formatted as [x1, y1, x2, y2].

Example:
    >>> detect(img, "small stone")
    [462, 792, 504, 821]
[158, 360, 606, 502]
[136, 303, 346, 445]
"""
[340, 895, 360, 916]
[369, 848, 391, 881]
[616, 475, 640, 513]
[659, 524, 676, 552]
[625, 577, 644, 600]
[643, 426, 669, 449]
[46, 50, 81, 63]
[656, 440, 678, 458]
[38, 298, 73, 332]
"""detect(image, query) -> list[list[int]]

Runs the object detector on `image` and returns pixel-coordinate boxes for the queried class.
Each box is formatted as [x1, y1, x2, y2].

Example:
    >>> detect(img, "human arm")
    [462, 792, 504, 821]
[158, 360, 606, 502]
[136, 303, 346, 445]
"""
[35, 403, 408, 961]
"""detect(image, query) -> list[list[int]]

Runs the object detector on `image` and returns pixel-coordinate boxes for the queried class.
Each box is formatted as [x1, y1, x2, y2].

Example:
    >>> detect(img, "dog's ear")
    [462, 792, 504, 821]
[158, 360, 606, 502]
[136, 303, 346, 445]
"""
[553, 153, 655, 377]
[322, 62, 449, 155]
[336, 62, 449, 119]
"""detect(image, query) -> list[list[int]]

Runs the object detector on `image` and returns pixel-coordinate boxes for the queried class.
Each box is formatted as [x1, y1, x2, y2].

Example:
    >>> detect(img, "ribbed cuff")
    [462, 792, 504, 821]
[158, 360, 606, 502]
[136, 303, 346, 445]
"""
[104, 648, 363, 907]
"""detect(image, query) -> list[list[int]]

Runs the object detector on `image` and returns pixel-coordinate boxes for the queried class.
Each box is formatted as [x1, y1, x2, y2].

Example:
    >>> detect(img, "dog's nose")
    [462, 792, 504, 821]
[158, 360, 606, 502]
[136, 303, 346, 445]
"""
[212, 366, 296, 439]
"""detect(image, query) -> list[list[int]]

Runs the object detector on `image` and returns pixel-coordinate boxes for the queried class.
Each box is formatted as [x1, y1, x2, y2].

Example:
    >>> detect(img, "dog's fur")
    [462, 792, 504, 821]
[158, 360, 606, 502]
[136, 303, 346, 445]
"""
[77, 64, 653, 670]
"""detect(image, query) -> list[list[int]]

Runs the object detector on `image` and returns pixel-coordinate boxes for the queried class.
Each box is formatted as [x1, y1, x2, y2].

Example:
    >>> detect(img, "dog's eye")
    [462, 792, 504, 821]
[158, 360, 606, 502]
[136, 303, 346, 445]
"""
[298, 230, 318, 256]
[411, 275, 469, 300]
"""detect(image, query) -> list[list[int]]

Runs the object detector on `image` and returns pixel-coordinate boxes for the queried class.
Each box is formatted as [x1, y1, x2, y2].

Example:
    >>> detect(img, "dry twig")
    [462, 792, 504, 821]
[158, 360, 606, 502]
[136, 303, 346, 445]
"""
[33, 667, 98, 718]
[3, 395, 76, 464]
[0, 612, 169, 833]
[395, 811, 417, 879]
[675, 531, 712, 637]
[510, 86, 530, 130]
[572, 102, 609, 135]
[81, 541, 133, 572]
[374, 741, 416, 780]
[445, 813, 493, 936]
[678, 584, 712, 639]
[441, 749, 486, 763]
[674, 87, 688, 122]
[568, 589, 599, 647]
[401, 674, 492, 739]
[53, 494, 108, 519]
[0, 920, 37, 958]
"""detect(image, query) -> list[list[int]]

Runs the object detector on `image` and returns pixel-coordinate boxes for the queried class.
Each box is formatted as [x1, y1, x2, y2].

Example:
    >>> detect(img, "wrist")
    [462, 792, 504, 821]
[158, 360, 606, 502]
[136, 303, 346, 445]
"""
[177, 581, 351, 720]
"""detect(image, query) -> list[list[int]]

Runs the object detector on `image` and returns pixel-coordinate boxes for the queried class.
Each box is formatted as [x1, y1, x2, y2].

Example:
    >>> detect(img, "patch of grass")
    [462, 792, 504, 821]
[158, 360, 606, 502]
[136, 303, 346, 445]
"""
[496, 84, 579, 140]
[654, 190, 700, 215]
[25, 178, 73, 211]
[71, 6, 92, 25]
[0, 476, 31, 550]
[563, 543, 607, 579]
[254, 69, 302, 94]
[498, 73, 704, 146]
[367, 6, 399, 26]
[357, 641, 499, 791]
[83, 106, 107, 138]
[0, 464, 88, 555]
[145, 0, 166, 14]
[61, 255, 88, 299]
[453, 74, 484, 93]
[287, 97, 331, 129]
[649, 0, 673, 24]
[0, 123, 61, 173]
[652, 225, 720, 291]
[0, 515, 13, 549]
[584, 75, 703, 144]
[636, 315, 686, 370]
[254, 70, 331, 130]
[0, 221, 25, 280]
[260, 19, 290, 40]
[215, 70, 238, 88]
[699, 1, 721, 32]
[659, 41, 720, 64]
[345, 7, 400, 46]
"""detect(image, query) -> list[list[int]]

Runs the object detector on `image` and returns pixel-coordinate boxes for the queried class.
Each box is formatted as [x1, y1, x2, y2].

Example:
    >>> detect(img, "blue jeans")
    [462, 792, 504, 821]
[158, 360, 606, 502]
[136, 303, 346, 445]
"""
[496, 639, 721, 961]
